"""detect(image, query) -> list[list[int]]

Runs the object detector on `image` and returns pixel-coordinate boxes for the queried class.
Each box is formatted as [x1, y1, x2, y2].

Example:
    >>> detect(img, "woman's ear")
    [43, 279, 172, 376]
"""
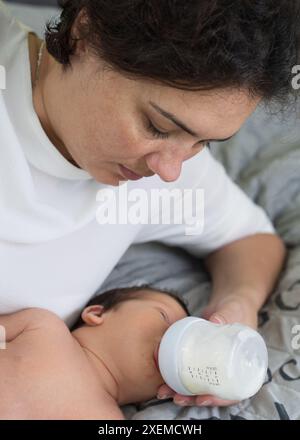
[70, 8, 89, 57]
[81, 304, 105, 326]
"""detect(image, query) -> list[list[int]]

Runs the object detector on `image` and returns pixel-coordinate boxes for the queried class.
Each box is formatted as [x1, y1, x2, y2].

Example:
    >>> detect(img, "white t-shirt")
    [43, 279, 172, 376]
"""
[0, 2, 275, 327]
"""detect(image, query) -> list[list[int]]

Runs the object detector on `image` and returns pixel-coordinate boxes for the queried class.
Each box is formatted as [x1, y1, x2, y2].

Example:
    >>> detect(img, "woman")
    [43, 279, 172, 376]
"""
[0, 0, 298, 409]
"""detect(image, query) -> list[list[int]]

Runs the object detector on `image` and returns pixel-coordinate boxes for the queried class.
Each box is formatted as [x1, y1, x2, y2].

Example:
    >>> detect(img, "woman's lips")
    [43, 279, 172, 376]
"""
[119, 164, 143, 181]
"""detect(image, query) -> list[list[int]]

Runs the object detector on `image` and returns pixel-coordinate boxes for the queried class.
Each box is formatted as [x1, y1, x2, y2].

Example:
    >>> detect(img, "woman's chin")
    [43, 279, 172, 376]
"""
[92, 171, 128, 186]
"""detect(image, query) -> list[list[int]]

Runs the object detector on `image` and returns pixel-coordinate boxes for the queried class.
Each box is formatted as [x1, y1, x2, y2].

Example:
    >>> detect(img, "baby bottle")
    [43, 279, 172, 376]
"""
[158, 316, 268, 401]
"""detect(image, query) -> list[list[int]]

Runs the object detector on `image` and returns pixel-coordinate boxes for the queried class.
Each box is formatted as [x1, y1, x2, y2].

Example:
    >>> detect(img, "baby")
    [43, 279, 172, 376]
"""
[0, 286, 189, 419]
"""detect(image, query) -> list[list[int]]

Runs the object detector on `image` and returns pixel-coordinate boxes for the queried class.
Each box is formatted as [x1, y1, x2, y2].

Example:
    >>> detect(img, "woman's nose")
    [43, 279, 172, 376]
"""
[145, 151, 184, 182]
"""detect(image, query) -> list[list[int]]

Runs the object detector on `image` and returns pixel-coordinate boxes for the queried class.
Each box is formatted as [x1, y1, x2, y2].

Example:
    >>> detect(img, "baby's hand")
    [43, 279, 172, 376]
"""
[156, 293, 259, 407]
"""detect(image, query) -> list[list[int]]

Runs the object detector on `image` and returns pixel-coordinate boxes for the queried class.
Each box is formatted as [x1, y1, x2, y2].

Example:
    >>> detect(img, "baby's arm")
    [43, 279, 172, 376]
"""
[0, 308, 59, 342]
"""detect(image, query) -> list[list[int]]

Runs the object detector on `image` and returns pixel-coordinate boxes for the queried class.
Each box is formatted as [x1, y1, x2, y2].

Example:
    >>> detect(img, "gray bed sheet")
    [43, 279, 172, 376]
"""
[5, 1, 300, 420]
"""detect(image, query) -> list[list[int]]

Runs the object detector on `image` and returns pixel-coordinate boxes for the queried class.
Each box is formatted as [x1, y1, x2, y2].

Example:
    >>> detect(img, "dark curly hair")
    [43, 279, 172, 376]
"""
[70, 285, 190, 331]
[45, 0, 300, 105]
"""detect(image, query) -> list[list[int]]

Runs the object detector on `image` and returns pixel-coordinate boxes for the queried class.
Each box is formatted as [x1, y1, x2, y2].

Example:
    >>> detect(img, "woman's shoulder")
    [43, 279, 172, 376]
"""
[0, 1, 32, 43]
[0, 2, 11, 38]
[0, 1, 14, 28]
[0, 1, 24, 48]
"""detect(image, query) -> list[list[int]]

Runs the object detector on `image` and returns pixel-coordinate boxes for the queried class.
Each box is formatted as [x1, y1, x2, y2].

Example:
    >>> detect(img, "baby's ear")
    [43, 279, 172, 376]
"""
[81, 305, 105, 326]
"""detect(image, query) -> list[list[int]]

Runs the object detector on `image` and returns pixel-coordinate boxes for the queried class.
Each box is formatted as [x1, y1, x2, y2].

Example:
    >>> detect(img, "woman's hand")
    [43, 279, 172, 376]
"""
[156, 293, 259, 407]
[201, 293, 259, 330]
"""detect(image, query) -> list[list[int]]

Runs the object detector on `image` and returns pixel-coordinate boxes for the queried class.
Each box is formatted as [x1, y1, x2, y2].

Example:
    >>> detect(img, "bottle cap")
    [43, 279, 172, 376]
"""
[227, 326, 268, 399]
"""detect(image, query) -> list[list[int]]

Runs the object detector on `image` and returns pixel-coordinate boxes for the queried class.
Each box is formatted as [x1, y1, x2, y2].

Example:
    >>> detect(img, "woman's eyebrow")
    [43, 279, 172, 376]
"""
[149, 100, 238, 143]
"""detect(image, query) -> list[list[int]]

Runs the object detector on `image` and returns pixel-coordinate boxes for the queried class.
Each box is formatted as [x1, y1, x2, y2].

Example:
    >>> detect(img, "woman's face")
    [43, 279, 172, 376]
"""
[34, 42, 260, 185]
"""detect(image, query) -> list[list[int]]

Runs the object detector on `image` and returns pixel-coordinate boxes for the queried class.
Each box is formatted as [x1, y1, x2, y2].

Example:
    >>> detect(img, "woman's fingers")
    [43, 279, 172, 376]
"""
[156, 383, 175, 399]
[173, 393, 239, 407]
[157, 386, 240, 408]
[195, 394, 239, 407]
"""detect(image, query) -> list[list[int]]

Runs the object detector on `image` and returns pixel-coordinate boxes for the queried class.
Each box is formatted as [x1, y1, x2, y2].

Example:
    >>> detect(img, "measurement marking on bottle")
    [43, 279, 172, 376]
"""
[187, 365, 220, 385]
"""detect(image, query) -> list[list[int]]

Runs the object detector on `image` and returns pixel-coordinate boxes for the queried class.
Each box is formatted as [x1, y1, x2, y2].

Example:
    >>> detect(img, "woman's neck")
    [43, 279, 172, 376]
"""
[27, 33, 82, 169]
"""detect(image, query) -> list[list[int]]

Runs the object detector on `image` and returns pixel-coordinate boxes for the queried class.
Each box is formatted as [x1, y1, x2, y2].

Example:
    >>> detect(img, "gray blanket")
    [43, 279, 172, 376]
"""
[6, 1, 300, 421]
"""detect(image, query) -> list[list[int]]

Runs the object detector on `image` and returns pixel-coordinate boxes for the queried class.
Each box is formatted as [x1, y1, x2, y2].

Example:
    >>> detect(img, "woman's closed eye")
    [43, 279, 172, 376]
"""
[146, 117, 211, 150]
[147, 119, 170, 140]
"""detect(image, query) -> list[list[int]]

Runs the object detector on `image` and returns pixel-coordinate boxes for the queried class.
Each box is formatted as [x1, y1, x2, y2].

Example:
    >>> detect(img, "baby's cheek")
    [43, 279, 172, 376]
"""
[137, 347, 158, 380]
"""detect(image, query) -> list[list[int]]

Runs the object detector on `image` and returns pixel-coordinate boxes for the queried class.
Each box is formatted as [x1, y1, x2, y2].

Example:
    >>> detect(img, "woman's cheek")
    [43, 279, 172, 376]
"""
[118, 133, 152, 159]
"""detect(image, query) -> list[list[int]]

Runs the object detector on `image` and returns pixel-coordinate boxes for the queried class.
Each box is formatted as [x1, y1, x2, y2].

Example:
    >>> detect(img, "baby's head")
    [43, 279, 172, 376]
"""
[71, 286, 190, 405]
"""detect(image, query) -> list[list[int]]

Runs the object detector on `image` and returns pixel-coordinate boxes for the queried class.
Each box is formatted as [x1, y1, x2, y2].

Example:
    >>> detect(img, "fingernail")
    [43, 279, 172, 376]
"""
[157, 394, 172, 400]
[198, 400, 211, 406]
[175, 399, 189, 406]
[211, 314, 226, 324]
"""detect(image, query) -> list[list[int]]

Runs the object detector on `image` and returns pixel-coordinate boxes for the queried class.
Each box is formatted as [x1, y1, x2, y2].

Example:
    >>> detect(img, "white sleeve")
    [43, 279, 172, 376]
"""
[134, 148, 275, 257]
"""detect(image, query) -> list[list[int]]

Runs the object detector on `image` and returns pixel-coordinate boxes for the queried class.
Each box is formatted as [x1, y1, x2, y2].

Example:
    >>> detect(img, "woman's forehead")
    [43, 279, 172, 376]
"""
[134, 82, 259, 136]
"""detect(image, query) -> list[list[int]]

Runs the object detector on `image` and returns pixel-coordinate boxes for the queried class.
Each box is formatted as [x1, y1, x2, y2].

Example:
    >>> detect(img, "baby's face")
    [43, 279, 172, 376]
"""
[102, 289, 188, 401]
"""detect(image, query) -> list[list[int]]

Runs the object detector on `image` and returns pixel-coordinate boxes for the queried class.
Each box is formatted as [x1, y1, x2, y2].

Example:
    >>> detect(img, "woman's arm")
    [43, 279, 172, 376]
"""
[202, 232, 287, 327]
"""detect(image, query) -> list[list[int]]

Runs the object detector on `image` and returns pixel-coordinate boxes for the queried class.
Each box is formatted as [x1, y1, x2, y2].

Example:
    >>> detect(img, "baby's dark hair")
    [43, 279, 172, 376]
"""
[45, 0, 300, 108]
[71, 285, 191, 331]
